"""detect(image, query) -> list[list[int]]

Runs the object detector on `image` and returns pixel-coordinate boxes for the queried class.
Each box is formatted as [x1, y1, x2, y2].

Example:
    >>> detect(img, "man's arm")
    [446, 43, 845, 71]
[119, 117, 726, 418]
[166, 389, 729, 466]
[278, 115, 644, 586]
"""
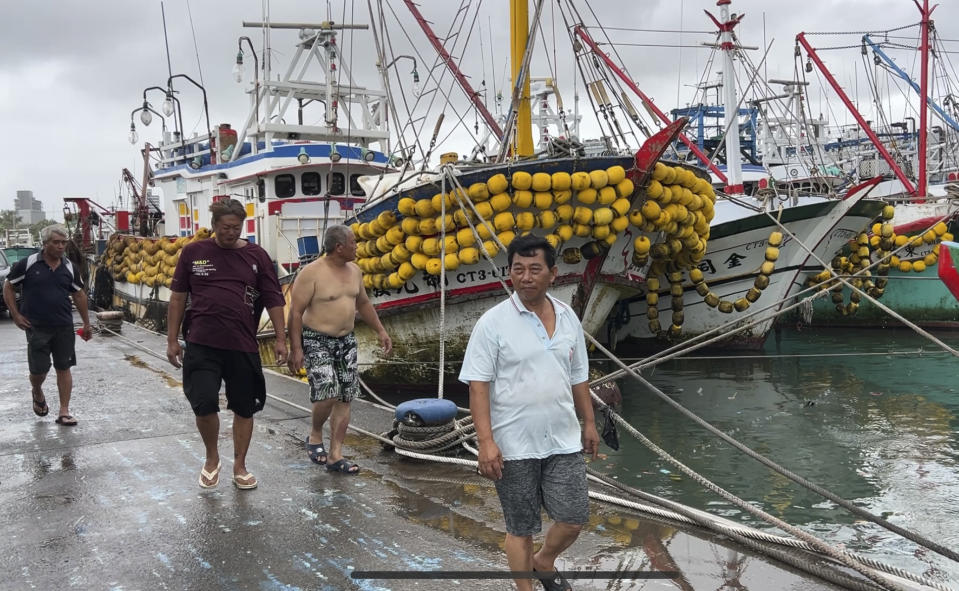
[286, 270, 314, 373]
[267, 305, 287, 366]
[3, 280, 29, 330]
[572, 381, 599, 459]
[71, 288, 92, 339]
[166, 291, 188, 367]
[354, 267, 392, 355]
[469, 380, 503, 480]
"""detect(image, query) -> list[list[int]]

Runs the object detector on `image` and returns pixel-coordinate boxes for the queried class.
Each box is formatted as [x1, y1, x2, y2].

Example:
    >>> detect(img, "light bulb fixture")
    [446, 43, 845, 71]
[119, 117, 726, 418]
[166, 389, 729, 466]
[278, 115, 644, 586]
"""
[233, 50, 244, 83]
[329, 144, 342, 163]
[412, 68, 421, 97]
[128, 122, 138, 144]
[140, 100, 153, 126]
[162, 94, 175, 116]
[297, 146, 311, 164]
[362, 147, 375, 162]
[190, 156, 202, 170]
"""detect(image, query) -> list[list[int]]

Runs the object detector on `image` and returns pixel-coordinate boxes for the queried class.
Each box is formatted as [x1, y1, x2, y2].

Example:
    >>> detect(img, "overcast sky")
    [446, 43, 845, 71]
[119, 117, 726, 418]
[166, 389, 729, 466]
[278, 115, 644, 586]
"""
[1, 0, 954, 220]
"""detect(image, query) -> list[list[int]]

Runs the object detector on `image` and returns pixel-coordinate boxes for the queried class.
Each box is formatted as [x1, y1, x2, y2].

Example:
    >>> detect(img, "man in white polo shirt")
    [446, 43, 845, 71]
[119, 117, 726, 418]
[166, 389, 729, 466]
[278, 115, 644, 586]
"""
[459, 233, 599, 591]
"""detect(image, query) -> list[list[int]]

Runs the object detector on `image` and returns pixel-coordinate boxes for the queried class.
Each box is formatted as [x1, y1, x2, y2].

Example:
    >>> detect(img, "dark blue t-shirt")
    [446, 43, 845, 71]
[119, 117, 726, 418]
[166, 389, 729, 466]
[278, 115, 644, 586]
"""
[7, 253, 81, 327]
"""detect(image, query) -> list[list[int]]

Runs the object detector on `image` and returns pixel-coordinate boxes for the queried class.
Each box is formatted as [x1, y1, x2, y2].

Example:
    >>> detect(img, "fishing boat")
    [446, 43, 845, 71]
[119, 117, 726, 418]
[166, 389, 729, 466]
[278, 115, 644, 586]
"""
[794, 2, 959, 328]
[82, 16, 395, 332]
[341, 1, 720, 390]
[602, 0, 886, 352]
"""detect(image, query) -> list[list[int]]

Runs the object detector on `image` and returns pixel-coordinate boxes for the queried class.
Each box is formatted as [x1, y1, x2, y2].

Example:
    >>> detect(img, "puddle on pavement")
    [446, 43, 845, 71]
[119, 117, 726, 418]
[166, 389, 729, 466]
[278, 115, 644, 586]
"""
[380, 457, 688, 563]
[125, 355, 181, 388]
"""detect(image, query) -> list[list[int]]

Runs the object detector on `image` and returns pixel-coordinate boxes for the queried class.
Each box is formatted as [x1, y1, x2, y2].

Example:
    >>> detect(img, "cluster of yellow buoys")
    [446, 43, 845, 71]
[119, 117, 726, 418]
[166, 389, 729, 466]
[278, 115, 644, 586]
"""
[351, 161, 716, 291]
[806, 204, 954, 315]
[643, 231, 782, 337]
[103, 228, 212, 287]
[630, 161, 717, 272]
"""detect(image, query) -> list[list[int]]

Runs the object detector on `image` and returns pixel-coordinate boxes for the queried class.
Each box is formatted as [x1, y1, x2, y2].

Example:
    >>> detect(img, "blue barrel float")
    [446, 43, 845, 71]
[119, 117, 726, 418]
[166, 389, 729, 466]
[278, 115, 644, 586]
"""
[394, 398, 458, 426]
[296, 235, 320, 262]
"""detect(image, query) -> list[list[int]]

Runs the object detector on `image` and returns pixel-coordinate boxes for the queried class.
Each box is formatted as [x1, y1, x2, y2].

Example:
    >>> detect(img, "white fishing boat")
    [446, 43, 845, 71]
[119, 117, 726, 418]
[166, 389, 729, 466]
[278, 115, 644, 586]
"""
[603, 0, 886, 352]
[89, 16, 395, 332]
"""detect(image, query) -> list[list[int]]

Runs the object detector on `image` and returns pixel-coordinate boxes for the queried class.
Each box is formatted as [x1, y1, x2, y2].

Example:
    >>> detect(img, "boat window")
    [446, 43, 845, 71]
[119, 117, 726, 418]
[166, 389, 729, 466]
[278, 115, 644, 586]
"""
[350, 174, 366, 197]
[329, 172, 345, 195]
[275, 174, 295, 198]
[302, 172, 322, 196]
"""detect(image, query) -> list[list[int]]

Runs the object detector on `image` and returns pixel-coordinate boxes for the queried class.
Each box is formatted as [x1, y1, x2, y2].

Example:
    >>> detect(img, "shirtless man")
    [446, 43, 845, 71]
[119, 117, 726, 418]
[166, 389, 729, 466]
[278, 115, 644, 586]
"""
[287, 225, 391, 474]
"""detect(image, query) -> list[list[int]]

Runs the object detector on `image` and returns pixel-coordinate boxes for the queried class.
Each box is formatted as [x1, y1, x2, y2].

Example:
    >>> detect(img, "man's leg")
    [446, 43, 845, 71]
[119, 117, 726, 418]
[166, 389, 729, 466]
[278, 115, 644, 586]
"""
[504, 533, 535, 591]
[29, 373, 47, 402]
[310, 398, 336, 447]
[532, 521, 583, 572]
[195, 413, 220, 486]
[326, 400, 351, 464]
[54, 368, 72, 417]
[232, 414, 254, 476]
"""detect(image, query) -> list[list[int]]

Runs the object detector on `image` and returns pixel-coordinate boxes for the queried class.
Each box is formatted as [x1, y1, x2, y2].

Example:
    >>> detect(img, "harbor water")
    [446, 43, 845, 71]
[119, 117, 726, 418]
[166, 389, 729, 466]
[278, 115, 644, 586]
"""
[606, 326, 959, 584]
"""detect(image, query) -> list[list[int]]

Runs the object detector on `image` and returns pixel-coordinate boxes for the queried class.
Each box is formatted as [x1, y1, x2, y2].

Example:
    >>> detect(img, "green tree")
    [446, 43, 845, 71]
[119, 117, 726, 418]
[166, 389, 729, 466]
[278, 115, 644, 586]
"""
[29, 219, 60, 237]
[0, 210, 21, 233]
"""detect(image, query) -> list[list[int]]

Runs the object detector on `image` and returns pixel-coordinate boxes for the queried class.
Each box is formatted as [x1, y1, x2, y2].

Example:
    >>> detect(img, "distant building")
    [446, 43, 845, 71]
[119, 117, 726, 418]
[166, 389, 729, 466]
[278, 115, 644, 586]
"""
[14, 190, 47, 225]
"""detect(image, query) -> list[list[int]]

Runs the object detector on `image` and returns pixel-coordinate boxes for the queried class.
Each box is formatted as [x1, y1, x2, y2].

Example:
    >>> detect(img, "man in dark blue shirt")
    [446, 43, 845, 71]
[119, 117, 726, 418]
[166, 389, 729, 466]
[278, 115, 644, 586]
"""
[2, 225, 91, 425]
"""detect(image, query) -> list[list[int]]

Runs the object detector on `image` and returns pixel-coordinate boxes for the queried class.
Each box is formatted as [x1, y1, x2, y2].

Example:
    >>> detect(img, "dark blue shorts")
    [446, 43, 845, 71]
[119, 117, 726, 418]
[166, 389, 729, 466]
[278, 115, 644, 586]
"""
[26, 325, 76, 375]
[493, 452, 589, 536]
[182, 342, 266, 418]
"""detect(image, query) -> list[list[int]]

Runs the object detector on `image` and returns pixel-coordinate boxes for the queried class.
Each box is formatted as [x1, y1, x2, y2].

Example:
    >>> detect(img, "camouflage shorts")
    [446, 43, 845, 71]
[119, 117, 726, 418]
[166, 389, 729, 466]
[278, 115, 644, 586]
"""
[302, 329, 359, 403]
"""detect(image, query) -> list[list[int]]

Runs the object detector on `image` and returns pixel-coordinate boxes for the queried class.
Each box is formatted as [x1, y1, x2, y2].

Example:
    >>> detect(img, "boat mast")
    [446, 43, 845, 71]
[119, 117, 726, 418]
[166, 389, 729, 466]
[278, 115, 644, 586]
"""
[917, 0, 936, 198]
[708, 0, 744, 194]
[510, 0, 534, 156]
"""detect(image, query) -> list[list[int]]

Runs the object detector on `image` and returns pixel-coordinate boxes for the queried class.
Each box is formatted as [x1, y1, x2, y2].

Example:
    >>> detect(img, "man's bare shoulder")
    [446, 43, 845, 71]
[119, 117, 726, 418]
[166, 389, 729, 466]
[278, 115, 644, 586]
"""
[299, 257, 332, 276]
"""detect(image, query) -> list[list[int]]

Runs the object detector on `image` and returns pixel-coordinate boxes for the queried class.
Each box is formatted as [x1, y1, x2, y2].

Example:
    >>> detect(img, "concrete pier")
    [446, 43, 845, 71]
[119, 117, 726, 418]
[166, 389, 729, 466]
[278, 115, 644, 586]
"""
[0, 319, 839, 589]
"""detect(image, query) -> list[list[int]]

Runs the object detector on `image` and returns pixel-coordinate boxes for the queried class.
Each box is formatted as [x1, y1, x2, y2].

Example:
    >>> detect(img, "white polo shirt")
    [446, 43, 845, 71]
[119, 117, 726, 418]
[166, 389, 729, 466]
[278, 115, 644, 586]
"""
[459, 292, 589, 460]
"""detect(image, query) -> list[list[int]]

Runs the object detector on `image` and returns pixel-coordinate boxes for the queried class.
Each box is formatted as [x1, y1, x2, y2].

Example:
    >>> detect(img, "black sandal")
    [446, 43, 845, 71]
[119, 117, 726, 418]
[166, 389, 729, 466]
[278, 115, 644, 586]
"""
[32, 393, 48, 417]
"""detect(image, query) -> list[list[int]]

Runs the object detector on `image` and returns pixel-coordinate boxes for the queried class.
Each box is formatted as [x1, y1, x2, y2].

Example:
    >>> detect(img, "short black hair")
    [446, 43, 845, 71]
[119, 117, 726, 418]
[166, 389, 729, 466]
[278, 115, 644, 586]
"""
[507, 234, 556, 268]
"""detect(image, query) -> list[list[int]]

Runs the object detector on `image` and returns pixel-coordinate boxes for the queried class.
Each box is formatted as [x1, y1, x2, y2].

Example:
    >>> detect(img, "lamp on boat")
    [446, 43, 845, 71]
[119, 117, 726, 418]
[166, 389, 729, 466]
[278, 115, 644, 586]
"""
[234, 37, 260, 126]
[190, 156, 202, 170]
[297, 147, 311, 165]
[360, 147, 375, 162]
[233, 50, 245, 83]
[384, 54, 420, 97]
[140, 100, 153, 126]
[128, 122, 138, 145]
[162, 93, 175, 117]
[329, 144, 342, 163]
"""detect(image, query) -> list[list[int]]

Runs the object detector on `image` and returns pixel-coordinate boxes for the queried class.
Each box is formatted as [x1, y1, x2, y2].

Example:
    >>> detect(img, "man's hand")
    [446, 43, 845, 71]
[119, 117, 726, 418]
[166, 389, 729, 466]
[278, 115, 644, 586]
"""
[273, 338, 288, 367]
[167, 341, 183, 368]
[582, 423, 600, 460]
[287, 348, 304, 374]
[12, 313, 30, 331]
[378, 330, 392, 357]
[79, 322, 93, 341]
[476, 440, 504, 481]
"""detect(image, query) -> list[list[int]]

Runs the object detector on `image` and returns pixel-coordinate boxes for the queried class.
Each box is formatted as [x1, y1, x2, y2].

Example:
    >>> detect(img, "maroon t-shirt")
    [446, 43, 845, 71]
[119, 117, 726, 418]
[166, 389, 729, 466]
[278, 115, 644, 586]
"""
[170, 239, 284, 352]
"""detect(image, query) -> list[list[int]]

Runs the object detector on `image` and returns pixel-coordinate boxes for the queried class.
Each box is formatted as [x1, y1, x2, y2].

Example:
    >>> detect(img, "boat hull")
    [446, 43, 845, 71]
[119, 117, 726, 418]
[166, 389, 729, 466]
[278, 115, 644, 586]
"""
[610, 195, 885, 352]
[804, 200, 959, 328]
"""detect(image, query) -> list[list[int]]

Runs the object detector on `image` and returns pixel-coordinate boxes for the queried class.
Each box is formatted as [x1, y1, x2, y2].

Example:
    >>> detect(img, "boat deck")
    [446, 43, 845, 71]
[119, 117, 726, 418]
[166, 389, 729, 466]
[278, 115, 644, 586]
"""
[0, 319, 841, 589]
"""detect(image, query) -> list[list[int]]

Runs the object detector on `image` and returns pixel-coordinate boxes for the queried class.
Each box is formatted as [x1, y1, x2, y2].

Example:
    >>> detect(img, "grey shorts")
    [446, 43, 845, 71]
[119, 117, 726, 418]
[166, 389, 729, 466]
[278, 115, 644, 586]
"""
[302, 329, 359, 403]
[494, 452, 589, 536]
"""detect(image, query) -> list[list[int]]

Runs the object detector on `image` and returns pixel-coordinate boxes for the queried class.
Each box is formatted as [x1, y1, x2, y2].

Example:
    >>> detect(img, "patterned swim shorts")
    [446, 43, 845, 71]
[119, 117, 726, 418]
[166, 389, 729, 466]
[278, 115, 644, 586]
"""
[302, 329, 359, 403]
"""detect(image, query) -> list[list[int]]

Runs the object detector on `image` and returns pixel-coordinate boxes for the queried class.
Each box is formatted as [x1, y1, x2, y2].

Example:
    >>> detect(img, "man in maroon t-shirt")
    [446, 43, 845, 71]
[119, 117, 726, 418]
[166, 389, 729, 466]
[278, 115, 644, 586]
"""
[166, 199, 287, 490]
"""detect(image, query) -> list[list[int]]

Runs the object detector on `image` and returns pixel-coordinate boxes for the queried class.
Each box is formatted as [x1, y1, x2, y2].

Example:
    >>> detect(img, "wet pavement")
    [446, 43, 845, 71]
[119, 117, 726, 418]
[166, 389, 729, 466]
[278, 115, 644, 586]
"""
[0, 317, 843, 590]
